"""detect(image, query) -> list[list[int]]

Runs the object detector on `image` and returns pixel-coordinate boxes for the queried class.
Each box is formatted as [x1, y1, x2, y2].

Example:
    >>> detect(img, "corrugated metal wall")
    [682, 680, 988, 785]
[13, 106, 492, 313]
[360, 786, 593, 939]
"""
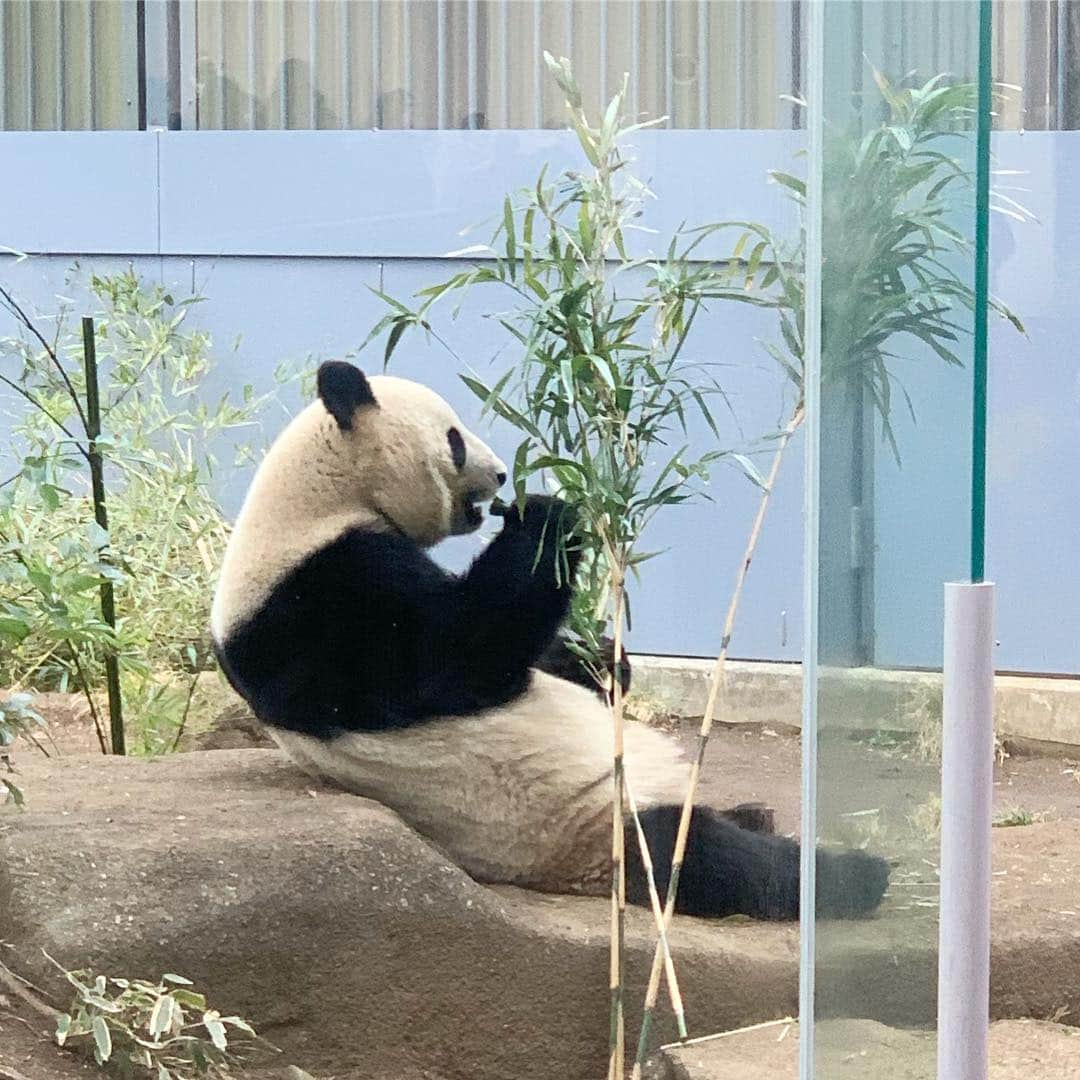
[0, 0, 139, 130]
[3, 0, 1079, 133]
[190, 0, 800, 131]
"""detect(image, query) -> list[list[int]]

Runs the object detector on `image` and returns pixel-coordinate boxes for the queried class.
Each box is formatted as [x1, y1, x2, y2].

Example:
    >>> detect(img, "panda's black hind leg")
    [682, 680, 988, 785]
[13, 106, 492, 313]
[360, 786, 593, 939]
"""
[625, 804, 889, 921]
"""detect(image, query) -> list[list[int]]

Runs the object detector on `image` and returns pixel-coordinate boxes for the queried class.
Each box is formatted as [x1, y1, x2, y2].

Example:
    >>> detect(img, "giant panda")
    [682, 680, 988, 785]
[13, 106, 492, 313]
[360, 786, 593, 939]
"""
[211, 361, 889, 920]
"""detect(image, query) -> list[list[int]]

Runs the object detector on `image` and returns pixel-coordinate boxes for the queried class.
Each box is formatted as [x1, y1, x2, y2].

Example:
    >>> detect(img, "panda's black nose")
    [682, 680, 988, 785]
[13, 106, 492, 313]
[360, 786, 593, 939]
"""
[496, 470, 507, 486]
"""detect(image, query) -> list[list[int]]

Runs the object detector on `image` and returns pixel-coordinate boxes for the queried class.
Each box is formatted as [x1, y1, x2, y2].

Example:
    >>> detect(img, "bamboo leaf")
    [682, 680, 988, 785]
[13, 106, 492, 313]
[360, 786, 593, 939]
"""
[729, 454, 769, 490]
[383, 319, 408, 369]
[559, 357, 576, 404]
[92, 1016, 112, 1064]
[503, 197, 517, 281]
[149, 995, 175, 1040]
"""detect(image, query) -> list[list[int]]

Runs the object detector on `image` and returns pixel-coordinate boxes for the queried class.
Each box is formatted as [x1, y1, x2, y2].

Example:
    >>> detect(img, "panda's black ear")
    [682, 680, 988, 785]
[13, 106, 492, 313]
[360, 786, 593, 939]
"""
[317, 361, 378, 430]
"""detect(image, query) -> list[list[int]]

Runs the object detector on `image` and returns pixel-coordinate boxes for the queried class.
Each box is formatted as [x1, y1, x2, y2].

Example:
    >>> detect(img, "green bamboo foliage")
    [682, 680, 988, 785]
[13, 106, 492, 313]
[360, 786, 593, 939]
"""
[367, 58, 744, 668]
[367, 55, 746, 1075]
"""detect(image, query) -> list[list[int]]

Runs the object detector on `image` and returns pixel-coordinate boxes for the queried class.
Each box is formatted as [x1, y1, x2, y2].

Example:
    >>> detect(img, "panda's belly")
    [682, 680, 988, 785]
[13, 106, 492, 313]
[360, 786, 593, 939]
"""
[268, 671, 686, 894]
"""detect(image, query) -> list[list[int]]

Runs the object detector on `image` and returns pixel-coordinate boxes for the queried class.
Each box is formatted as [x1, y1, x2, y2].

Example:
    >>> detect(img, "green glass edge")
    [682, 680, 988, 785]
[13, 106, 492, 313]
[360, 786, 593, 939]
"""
[971, 0, 992, 583]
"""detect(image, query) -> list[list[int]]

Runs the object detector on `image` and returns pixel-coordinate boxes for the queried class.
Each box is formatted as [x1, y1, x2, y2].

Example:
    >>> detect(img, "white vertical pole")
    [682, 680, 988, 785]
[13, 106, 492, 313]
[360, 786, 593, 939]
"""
[938, 581, 995, 1080]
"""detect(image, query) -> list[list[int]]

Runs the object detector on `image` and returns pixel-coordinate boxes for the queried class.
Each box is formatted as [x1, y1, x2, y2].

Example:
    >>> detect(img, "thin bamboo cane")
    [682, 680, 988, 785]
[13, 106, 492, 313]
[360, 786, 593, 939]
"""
[82, 317, 125, 755]
[631, 404, 805, 1076]
[608, 578, 627, 1080]
[624, 773, 687, 1039]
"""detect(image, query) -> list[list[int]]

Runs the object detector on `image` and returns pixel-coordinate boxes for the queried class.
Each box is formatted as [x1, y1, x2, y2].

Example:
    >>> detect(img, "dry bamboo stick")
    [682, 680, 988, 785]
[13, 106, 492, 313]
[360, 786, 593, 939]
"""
[624, 774, 687, 1039]
[631, 405, 805, 1076]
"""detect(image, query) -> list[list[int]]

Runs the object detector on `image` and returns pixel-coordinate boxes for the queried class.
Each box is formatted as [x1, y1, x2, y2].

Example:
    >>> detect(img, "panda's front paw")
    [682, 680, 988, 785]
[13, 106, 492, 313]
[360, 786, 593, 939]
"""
[495, 494, 577, 534]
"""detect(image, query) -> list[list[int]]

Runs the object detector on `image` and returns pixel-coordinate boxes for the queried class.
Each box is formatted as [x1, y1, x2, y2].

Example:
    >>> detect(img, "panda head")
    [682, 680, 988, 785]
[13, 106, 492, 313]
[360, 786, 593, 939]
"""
[315, 361, 507, 547]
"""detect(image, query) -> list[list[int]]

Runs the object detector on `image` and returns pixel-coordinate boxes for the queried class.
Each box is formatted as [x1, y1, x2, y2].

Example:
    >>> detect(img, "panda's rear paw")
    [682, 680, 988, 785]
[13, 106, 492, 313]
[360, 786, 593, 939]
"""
[721, 802, 775, 835]
[816, 847, 890, 918]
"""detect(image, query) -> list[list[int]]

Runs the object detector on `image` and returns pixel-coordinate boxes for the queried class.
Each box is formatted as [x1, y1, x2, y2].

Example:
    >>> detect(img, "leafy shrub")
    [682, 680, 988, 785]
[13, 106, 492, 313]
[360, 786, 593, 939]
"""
[0, 268, 292, 754]
[366, 56, 748, 675]
[728, 72, 1026, 455]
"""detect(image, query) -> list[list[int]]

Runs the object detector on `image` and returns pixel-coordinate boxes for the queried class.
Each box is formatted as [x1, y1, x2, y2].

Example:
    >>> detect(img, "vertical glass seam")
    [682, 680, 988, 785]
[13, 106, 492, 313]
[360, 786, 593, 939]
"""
[971, 0, 992, 583]
[799, 2, 825, 1077]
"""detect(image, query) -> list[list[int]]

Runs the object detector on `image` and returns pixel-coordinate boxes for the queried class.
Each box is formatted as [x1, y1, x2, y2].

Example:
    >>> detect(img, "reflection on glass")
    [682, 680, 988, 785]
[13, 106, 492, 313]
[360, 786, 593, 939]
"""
[810, 1, 988, 1074]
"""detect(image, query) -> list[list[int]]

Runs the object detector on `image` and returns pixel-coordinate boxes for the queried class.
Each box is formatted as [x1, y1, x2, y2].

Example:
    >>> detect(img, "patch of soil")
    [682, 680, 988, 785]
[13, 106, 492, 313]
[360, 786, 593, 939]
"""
[19, 692, 103, 758]
[0, 1001, 94, 1080]
[5, 678, 272, 765]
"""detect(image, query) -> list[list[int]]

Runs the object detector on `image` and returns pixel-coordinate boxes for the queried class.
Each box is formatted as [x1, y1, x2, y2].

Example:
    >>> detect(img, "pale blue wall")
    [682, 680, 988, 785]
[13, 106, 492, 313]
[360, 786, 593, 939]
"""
[0, 130, 1075, 673]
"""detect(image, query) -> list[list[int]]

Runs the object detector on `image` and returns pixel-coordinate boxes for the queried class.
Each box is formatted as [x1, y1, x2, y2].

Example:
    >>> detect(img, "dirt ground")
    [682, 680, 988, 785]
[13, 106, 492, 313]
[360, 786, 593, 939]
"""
[654, 1017, 1080, 1080]
[0, 1004, 92, 1080]
[5, 693, 1080, 1078]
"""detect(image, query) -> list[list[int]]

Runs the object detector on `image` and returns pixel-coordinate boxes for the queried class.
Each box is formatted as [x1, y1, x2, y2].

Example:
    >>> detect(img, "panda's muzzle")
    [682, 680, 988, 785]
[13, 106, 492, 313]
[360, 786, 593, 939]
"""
[453, 456, 506, 535]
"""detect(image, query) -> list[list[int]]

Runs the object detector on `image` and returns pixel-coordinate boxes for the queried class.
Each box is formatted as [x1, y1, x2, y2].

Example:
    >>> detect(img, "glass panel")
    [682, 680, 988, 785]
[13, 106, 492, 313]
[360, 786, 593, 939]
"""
[807, 1, 990, 1074]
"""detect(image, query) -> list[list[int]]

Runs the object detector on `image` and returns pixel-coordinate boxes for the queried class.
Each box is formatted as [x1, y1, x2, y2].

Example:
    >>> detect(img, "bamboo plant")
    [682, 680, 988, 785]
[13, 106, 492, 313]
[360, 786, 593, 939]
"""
[366, 54, 754, 1077]
[0, 270, 287, 762]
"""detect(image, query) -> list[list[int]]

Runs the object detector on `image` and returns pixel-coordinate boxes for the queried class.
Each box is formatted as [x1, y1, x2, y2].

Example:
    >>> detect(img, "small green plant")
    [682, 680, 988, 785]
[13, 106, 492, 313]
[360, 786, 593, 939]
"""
[55, 966, 265, 1079]
[993, 806, 1046, 828]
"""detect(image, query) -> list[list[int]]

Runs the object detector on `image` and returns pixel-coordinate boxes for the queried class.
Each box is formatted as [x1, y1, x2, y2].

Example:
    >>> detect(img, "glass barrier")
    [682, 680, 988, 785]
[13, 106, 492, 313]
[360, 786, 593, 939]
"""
[806, 1, 989, 1075]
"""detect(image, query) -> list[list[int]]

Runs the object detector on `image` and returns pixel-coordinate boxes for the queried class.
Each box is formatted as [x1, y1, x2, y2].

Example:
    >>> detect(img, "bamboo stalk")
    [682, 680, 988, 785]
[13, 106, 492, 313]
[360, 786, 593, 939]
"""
[624, 773, 687, 1039]
[82, 317, 124, 756]
[70, 648, 109, 755]
[631, 404, 804, 1075]
[608, 575, 627, 1080]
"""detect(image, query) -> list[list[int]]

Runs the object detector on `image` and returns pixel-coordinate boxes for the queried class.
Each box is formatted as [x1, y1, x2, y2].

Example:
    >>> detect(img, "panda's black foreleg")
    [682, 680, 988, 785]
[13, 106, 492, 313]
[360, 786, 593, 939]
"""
[625, 804, 890, 920]
[535, 634, 632, 701]
[454, 495, 580, 674]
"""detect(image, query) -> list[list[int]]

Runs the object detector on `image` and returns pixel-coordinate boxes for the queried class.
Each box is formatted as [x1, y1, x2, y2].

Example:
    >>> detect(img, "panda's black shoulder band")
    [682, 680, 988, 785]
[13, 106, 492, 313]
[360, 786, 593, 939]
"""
[318, 361, 377, 430]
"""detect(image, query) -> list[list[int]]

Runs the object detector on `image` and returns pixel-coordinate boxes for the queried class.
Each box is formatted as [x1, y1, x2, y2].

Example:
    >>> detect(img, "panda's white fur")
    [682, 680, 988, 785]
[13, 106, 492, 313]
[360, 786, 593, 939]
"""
[212, 362, 890, 919]
[270, 677, 684, 893]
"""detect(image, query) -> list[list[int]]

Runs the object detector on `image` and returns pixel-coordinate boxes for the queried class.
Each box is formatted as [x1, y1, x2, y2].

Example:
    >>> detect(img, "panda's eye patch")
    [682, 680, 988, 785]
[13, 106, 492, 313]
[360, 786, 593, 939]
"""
[447, 427, 467, 471]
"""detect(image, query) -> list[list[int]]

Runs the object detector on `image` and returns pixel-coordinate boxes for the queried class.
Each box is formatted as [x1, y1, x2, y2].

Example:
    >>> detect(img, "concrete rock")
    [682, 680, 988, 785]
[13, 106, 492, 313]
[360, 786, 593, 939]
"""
[0, 751, 796, 1080]
[649, 1018, 1080, 1080]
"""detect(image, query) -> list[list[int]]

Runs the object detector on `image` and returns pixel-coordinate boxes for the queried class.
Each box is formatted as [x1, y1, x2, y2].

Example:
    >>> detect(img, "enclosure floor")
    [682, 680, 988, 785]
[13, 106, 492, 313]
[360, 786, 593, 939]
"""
[10, 694, 1080, 1079]
[653, 1018, 1080, 1080]
[672, 719, 1080, 837]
